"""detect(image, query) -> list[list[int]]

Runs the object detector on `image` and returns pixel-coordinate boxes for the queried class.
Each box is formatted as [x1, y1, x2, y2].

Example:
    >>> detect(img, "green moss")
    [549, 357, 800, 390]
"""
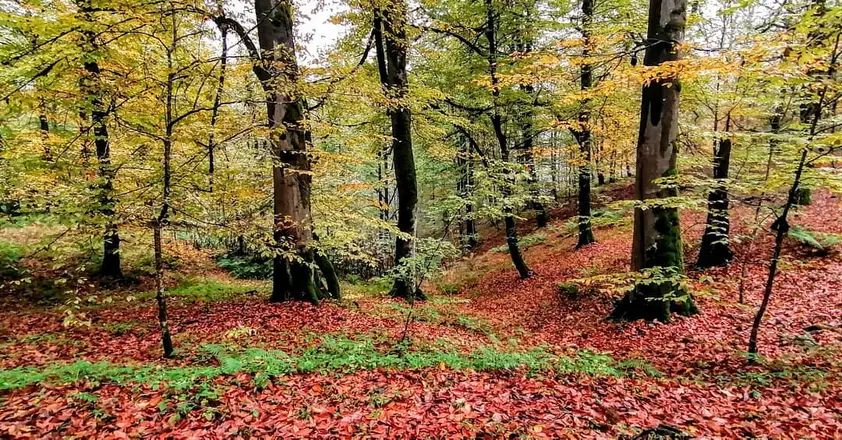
[613, 168, 697, 321]
[557, 282, 580, 299]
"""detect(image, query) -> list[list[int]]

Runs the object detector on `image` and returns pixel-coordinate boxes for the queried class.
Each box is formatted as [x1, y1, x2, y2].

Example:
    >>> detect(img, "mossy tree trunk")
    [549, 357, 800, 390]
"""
[611, 0, 697, 321]
[240, 0, 330, 303]
[697, 115, 734, 268]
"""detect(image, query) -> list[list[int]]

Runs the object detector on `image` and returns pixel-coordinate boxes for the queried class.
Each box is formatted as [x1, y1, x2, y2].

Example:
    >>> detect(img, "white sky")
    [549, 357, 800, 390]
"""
[297, 0, 346, 65]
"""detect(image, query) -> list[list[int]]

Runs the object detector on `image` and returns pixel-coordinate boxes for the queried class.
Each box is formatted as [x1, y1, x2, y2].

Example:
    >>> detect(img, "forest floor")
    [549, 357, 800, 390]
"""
[1, 186, 842, 439]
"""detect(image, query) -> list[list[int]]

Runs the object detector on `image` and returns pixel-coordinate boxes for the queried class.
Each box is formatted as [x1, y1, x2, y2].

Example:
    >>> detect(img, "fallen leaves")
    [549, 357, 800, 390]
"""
[1, 190, 841, 438]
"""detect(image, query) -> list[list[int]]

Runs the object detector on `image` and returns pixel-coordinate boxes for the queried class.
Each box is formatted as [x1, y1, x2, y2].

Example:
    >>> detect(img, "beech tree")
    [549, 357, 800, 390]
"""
[611, 0, 698, 321]
[76, 0, 123, 278]
[218, 0, 339, 303]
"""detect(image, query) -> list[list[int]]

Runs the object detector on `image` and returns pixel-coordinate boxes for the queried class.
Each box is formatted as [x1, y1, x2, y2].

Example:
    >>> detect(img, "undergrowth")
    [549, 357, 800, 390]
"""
[491, 232, 546, 253]
[137, 277, 261, 303]
[0, 335, 657, 392]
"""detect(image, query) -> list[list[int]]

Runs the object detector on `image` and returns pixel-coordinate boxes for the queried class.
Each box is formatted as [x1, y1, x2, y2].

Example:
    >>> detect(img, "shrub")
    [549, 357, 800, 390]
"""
[788, 226, 842, 254]
[0, 240, 23, 279]
[215, 252, 272, 280]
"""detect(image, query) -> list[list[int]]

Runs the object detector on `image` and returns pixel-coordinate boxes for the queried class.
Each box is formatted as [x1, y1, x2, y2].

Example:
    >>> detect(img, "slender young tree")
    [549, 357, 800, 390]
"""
[77, 0, 122, 278]
[749, 8, 839, 356]
[611, 0, 697, 321]
[206, 24, 228, 192]
[486, 0, 532, 279]
[457, 134, 478, 249]
[372, 0, 423, 299]
[573, 0, 596, 248]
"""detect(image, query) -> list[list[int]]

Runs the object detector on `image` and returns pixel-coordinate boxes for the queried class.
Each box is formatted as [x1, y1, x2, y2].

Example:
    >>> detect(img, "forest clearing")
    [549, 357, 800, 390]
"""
[1, 0, 841, 437]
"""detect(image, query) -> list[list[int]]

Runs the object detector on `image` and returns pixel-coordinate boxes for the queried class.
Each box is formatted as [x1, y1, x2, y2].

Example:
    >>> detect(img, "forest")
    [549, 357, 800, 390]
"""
[0, 0, 841, 437]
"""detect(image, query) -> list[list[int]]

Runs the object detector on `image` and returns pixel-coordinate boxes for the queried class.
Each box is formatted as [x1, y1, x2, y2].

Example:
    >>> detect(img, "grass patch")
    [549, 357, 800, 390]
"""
[0, 335, 655, 392]
[491, 232, 546, 253]
[101, 321, 140, 336]
[0, 332, 83, 349]
[138, 277, 260, 303]
[342, 277, 392, 298]
[377, 302, 495, 336]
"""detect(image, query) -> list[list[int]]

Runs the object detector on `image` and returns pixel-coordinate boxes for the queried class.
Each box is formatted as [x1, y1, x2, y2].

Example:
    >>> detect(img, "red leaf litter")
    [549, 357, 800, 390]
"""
[1, 189, 841, 439]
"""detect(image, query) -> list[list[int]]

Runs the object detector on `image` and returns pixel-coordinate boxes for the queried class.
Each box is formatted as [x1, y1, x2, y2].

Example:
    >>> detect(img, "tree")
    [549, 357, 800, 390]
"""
[485, 0, 532, 279]
[611, 0, 698, 321]
[573, 0, 596, 248]
[371, 0, 424, 300]
[219, 0, 338, 303]
[76, 0, 122, 278]
[696, 114, 734, 268]
[748, 2, 840, 357]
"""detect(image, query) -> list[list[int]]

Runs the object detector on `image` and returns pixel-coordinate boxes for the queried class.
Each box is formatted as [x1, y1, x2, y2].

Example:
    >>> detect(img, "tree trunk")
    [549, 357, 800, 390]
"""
[576, 0, 596, 248]
[519, 77, 549, 227]
[458, 136, 478, 250]
[314, 250, 341, 299]
[253, 0, 323, 303]
[696, 115, 734, 268]
[374, 1, 423, 300]
[77, 0, 122, 279]
[207, 25, 228, 192]
[154, 35, 177, 358]
[486, 0, 531, 279]
[153, 222, 174, 357]
[611, 0, 697, 321]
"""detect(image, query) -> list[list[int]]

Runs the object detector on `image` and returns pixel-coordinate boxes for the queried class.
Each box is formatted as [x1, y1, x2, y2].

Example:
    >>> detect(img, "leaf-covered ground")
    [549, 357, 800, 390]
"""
[1, 188, 841, 438]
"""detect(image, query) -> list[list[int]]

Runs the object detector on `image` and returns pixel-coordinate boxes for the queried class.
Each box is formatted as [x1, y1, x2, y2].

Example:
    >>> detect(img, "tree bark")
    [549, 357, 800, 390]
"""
[611, 0, 697, 321]
[575, 0, 596, 248]
[458, 136, 478, 249]
[374, 1, 423, 300]
[153, 221, 174, 358]
[153, 29, 178, 358]
[696, 114, 734, 268]
[252, 0, 323, 303]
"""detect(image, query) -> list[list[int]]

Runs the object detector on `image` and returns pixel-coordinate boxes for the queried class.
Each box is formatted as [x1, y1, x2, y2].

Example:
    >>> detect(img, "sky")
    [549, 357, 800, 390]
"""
[297, 0, 347, 65]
